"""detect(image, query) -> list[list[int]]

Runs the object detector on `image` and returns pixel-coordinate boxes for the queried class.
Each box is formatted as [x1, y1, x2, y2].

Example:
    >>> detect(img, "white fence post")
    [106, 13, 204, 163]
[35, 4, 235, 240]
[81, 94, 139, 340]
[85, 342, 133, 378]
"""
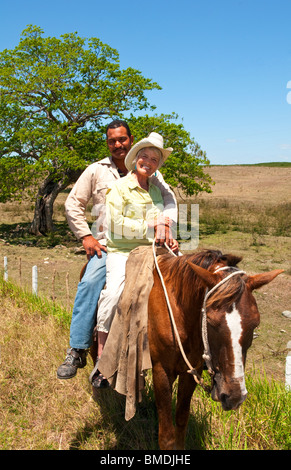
[32, 265, 38, 295]
[4, 256, 8, 281]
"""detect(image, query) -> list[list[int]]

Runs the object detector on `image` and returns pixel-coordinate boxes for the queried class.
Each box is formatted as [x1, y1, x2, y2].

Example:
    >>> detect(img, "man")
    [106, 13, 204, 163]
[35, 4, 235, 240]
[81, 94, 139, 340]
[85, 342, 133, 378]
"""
[57, 120, 177, 380]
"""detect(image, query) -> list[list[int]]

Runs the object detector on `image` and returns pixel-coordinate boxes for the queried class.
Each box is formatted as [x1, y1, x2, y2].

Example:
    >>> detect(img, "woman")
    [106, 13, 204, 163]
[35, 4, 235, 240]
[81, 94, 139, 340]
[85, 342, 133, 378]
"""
[92, 132, 179, 388]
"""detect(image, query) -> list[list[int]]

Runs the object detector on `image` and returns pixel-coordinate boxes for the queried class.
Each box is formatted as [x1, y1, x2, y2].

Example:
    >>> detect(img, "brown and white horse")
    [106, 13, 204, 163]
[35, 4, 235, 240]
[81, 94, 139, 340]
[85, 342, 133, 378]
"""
[148, 249, 283, 450]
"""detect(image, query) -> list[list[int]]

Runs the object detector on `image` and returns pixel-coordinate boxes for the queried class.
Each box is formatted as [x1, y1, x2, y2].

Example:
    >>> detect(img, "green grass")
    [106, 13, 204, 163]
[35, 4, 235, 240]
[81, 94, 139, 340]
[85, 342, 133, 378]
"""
[187, 370, 291, 450]
[0, 276, 71, 327]
[180, 200, 291, 239]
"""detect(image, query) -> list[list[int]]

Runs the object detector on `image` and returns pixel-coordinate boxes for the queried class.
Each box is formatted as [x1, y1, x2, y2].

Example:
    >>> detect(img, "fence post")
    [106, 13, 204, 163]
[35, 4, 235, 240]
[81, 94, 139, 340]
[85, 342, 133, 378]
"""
[4, 256, 8, 281]
[32, 265, 38, 295]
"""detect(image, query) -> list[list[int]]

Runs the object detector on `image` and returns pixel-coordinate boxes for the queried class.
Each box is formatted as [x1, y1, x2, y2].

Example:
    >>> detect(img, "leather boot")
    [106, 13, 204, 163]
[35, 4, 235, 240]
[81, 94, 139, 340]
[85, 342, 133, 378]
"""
[57, 348, 88, 379]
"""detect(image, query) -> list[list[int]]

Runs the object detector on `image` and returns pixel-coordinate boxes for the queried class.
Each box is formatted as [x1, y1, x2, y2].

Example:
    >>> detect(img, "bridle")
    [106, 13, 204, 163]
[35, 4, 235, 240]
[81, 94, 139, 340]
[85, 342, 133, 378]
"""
[201, 266, 246, 376]
[153, 241, 246, 392]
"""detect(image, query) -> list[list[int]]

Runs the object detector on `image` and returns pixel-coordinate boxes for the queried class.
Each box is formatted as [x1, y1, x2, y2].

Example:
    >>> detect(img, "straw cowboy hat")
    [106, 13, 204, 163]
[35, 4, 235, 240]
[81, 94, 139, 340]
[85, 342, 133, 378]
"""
[125, 132, 173, 171]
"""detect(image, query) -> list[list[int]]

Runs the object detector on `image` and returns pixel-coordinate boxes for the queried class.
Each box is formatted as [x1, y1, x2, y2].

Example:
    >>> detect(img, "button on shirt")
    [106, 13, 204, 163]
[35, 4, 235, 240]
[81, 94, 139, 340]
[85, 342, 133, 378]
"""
[106, 172, 164, 255]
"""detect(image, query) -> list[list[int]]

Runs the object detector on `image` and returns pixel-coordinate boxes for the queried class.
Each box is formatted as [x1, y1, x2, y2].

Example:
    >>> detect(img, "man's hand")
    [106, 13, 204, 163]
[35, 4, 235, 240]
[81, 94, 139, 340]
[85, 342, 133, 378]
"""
[82, 234, 107, 259]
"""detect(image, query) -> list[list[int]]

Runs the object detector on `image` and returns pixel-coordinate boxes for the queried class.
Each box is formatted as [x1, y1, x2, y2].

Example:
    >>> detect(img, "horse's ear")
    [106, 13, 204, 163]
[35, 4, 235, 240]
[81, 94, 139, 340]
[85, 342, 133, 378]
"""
[221, 254, 242, 267]
[247, 269, 284, 291]
[187, 261, 218, 289]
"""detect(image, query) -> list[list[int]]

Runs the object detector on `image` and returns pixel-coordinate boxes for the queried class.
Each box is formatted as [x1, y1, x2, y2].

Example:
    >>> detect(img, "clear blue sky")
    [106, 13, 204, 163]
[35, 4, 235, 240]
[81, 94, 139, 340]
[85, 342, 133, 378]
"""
[1, 0, 291, 165]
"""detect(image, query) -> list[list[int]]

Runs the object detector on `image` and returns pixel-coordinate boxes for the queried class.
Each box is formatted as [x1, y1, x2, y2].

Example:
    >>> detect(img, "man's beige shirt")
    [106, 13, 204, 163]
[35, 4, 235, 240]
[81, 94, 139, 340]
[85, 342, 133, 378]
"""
[65, 156, 177, 245]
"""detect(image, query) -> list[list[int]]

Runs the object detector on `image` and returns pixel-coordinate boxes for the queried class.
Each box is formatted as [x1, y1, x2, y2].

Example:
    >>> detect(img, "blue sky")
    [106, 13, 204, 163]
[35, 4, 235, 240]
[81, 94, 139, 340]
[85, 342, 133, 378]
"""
[1, 0, 291, 165]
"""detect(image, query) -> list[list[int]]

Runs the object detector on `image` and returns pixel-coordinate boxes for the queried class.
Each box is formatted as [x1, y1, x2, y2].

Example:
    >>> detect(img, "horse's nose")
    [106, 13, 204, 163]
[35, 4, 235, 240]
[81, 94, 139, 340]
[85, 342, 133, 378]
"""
[220, 391, 247, 411]
[220, 393, 231, 410]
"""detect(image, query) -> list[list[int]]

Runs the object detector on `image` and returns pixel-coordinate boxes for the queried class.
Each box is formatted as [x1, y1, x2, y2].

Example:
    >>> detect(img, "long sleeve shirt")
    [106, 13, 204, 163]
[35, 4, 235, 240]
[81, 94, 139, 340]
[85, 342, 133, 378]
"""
[106, 172, 164, 255]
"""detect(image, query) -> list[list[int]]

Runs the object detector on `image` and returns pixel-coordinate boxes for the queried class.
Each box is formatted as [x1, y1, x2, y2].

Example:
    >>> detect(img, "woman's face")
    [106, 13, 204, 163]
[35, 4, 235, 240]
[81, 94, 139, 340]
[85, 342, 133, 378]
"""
[135, 148, 160, 177]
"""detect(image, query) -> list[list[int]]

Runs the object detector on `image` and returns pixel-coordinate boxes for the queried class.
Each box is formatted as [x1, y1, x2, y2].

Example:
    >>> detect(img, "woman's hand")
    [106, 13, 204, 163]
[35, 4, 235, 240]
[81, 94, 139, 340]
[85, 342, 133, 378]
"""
[150, 216, 179, 253]
[154, 222, 172, 247]
[167, 238, 179, 254]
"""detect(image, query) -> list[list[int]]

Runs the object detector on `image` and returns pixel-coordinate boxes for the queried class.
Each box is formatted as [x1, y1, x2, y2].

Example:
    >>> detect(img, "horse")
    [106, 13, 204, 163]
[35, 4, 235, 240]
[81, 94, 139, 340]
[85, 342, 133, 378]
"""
[148, 249, 283, 450]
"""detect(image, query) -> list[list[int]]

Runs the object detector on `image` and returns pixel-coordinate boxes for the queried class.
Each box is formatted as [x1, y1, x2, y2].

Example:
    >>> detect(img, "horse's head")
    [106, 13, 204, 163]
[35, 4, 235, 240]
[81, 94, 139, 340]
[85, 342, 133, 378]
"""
[187, 259, 283, 411]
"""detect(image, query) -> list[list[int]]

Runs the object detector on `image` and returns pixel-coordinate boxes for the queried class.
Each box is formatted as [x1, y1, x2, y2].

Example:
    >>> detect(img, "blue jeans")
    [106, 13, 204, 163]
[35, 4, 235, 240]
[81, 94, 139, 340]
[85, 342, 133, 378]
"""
[70, 252, 107, 349]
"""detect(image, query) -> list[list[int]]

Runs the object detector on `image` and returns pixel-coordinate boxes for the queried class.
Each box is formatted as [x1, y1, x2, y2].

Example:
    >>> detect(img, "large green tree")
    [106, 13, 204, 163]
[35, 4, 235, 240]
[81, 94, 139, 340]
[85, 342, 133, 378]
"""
[128, 113, 212, 197]
[0, 25, 212, 235]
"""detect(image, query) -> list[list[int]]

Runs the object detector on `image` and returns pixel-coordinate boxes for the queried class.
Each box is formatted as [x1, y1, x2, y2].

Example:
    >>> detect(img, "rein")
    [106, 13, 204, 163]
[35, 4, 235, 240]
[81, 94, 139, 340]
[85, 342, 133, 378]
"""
[152, 241, 246, 393]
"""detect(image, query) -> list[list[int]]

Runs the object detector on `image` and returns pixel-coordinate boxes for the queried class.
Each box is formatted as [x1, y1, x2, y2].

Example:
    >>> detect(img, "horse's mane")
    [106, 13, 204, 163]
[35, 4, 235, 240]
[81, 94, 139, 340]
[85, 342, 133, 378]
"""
[158, 249, 245, 310]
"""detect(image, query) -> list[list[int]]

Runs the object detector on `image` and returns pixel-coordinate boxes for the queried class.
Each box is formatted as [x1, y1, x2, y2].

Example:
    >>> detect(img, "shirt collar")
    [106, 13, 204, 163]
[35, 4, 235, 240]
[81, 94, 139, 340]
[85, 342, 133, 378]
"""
[98, 156, 120, 178]
[126, 171, 154, 190]
[98, 156, 114, 166]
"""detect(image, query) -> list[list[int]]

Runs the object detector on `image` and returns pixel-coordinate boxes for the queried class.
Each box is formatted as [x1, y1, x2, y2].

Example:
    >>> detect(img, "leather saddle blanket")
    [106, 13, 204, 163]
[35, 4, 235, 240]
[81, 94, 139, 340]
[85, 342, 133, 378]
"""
[97, 245, 167, 420]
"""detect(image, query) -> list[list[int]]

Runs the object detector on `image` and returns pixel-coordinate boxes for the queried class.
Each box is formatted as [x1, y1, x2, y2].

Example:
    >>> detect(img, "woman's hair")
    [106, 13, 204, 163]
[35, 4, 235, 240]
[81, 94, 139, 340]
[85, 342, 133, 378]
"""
[133, 146, 162, 167]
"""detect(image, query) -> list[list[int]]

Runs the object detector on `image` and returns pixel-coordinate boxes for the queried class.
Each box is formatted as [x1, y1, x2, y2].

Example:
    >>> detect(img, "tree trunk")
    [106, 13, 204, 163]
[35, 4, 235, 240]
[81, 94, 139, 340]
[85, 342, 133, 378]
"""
[30, 169, 83, 236]
[30, 180, 62, 235]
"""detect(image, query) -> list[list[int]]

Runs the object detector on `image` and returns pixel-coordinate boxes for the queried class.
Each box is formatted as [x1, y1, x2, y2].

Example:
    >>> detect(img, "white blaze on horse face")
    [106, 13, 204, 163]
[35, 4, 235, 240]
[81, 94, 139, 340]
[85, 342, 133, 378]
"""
[225, 304, 247, 396]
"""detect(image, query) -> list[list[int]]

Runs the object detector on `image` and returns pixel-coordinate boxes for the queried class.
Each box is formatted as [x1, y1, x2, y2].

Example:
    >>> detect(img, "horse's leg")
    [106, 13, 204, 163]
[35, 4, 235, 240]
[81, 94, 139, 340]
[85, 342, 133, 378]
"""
[174, 373, 196, 450]
[152, 362, 176, 450]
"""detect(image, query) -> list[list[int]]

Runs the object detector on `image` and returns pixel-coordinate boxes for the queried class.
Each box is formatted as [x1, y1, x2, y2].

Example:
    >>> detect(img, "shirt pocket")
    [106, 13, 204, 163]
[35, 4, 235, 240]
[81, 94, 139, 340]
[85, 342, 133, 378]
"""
[123, 202, 145, 221]
[94, 181, 114, 205]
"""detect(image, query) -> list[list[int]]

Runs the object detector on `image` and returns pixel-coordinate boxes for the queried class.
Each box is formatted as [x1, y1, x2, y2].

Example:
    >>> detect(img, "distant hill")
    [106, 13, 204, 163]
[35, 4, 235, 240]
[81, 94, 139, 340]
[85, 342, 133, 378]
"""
[210, 162, 291, 167]
[244, 162, 291, 167]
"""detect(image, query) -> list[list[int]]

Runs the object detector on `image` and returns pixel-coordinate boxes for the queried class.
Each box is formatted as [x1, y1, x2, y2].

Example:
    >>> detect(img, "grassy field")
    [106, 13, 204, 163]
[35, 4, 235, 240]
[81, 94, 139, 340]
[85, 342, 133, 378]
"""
[0, 164, 290, 450]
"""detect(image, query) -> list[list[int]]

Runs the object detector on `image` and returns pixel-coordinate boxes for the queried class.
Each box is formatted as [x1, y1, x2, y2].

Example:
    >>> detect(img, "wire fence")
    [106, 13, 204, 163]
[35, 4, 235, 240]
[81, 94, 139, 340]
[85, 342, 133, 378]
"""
[2, 255, 73, 311]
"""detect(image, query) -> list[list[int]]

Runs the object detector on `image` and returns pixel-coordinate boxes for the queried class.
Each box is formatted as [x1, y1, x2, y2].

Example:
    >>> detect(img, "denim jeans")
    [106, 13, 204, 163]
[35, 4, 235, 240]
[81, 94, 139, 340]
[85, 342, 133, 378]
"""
[70, 251, 107, 349]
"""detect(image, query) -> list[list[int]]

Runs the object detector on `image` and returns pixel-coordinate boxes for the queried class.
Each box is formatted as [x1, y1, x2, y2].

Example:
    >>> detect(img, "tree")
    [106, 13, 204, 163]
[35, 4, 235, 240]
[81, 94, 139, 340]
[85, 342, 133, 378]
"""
[0, 25, 160, 234]
[0, 25, 212, 235]
[128, 113, 212, 197]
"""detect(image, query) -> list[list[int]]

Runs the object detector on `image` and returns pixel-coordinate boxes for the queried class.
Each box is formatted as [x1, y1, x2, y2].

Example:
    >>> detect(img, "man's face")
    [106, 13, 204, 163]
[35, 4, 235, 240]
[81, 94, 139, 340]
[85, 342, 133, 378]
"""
[106, 126, 133, 161]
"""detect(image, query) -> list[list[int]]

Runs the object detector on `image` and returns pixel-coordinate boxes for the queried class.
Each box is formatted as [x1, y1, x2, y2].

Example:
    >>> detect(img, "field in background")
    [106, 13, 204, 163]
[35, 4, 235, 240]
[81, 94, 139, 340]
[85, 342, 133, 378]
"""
[0, 164, 290, 450]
